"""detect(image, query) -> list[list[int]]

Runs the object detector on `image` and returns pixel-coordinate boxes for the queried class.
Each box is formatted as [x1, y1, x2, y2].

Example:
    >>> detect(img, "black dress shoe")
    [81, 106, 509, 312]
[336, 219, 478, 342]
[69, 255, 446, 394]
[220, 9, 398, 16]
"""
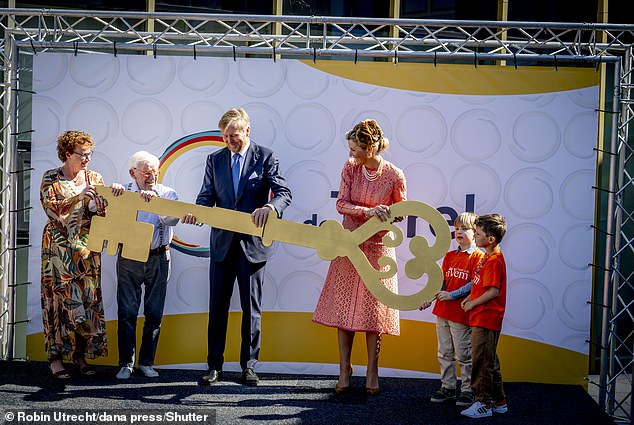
[242, 368, 259, 386]
[198, 370, 222, 386]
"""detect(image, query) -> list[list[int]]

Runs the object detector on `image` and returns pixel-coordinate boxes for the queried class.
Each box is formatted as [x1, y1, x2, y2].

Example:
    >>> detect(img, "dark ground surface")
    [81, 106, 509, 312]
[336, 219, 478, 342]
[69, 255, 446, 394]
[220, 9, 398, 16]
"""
[0, 361, 615, 425]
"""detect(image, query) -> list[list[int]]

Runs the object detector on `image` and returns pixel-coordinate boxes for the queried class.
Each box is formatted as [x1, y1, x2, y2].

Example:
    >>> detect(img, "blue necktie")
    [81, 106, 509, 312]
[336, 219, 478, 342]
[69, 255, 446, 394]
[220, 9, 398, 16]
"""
[232, 153, 241, 196]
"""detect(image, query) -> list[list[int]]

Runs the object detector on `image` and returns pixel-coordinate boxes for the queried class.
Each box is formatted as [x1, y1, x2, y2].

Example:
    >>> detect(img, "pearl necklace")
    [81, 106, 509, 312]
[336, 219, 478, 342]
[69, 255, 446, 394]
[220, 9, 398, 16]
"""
[362, 158, 384, 182]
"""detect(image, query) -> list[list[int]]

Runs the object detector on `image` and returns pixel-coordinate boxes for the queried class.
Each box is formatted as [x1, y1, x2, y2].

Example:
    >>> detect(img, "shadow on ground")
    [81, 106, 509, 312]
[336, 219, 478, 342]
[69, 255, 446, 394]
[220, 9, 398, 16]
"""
[0, 360, 615, 425]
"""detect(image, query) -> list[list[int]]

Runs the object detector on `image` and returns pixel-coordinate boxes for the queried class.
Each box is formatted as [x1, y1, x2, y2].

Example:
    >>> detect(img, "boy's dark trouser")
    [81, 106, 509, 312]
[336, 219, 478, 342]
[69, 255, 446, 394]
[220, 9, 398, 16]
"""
[470, 326, 506, 405]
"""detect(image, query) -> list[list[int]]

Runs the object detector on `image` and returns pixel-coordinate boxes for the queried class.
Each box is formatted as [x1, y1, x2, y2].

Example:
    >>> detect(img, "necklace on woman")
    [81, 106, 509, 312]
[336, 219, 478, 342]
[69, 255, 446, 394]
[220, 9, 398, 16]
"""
[362, 157, 384, 182]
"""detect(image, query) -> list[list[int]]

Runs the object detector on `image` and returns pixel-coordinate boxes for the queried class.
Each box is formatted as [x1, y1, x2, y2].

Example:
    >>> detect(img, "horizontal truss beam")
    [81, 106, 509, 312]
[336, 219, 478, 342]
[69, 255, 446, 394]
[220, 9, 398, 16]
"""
[0, 9, 631, 60]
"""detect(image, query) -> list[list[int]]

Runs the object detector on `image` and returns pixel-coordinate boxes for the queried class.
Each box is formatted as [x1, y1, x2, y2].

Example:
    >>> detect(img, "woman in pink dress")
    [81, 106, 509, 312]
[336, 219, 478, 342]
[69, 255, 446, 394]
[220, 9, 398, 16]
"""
[313, 119, 406, 394]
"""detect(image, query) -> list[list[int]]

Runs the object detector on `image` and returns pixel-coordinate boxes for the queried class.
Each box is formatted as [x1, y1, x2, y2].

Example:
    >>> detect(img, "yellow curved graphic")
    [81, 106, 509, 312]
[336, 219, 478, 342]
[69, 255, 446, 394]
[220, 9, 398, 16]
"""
[304, 61, 599, 95]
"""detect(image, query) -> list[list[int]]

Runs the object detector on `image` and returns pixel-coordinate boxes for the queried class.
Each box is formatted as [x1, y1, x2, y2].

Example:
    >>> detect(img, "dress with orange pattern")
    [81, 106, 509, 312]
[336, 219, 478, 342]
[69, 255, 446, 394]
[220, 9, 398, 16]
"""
[40, 168, 108, 360]
[312, 158, 406, 335]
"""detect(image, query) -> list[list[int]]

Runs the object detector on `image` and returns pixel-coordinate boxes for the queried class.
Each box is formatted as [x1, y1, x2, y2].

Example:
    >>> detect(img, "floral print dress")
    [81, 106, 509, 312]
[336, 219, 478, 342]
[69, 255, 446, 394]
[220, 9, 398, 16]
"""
[40, 168, 108, 360]
[313, 158, 407, 335]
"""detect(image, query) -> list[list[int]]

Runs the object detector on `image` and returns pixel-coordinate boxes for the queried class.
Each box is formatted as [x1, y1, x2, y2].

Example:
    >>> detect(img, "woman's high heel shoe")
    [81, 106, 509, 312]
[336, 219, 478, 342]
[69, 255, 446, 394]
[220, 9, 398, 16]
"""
[335, 367, 354, 394]
[366, 386, 380, 395]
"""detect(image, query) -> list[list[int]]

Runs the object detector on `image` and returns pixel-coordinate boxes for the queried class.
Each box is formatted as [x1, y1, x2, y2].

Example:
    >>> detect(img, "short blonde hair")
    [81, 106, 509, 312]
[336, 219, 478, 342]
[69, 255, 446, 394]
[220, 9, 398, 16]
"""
[454, 212, 477, 230]
[218, 108, 250, 132]
[56, 130, 94, 163]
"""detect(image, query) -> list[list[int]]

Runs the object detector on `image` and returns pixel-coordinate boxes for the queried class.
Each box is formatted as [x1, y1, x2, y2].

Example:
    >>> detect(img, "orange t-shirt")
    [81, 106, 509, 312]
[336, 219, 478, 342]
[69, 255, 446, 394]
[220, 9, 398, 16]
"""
[433, 247, 485, 325]
[469, 251, 507, 331]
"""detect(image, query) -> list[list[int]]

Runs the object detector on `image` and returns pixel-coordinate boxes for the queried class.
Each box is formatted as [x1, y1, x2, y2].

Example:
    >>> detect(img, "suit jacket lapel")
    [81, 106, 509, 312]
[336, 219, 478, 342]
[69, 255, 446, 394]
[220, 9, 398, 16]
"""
[220, 148, 236, 202]
[236, 142, 258, 201]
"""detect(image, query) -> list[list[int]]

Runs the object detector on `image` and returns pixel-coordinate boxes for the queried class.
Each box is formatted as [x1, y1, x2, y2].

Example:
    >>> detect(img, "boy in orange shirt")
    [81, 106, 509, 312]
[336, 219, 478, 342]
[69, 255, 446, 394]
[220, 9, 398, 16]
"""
[460, 213, 508, 418]
[421, 212, 484, 407]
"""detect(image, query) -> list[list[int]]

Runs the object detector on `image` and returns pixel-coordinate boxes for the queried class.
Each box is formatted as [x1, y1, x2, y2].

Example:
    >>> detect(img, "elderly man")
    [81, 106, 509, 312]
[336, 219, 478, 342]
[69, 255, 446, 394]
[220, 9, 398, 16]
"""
[115, 151, 179, 380]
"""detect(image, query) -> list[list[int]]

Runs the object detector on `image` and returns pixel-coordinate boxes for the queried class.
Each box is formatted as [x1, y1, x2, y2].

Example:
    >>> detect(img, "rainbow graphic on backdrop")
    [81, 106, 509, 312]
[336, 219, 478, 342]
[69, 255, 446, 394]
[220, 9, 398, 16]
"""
[158, 130, 225, 257]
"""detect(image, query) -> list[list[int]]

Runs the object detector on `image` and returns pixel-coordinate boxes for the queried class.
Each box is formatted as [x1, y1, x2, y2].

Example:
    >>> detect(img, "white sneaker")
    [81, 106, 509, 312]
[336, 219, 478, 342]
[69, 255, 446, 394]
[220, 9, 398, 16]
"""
[116, 366, 133, 380]
[460, 401, 492, 418]
[138, 365, 159, 378]
[492, 400, 508, 413]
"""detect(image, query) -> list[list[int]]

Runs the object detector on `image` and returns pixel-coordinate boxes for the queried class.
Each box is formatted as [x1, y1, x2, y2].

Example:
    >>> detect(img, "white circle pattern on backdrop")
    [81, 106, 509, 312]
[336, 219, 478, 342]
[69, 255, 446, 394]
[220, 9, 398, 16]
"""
[33, 54, 68, 92]
[511, 111, 560, 162]
[126, 56, 176, 95]
[243, 101, 285, 149]
[342, 79, 388, 100]
[286, 61, 330, 99]
[285, 160, 334, 212]
[451, 109, 501, 161]
[397, 105, 447, 156]
[457, 95, 495, 106]
[285, 103, 336, 155]
[66, 97, 119, 144]
[88, 152, 118, 186]
[557, 279, 591, 332]
[503, 223, 554, 274]
[559, 169, 595, 221]
[32, 97, 64, 147]
[558, 223, 593, 270]
[169, 155, 215, 207]
[563, 111, 597, 159]
[173, 266, 210, 311]
[278, 270, 324, 310]
[504, 277, 553, 330]
[235, 58, 286, 98]
[122, 98, 173, 146]
[504, 168, 554, 219]
[519, 93, 557, 108]
[568, 88, 599, 109]
[180, 101, 225, 135]
[403, 162, 448, 206]
[69, 54, 119, 93]
[450, 162, 501, 212]
[177, 56, 229, 95]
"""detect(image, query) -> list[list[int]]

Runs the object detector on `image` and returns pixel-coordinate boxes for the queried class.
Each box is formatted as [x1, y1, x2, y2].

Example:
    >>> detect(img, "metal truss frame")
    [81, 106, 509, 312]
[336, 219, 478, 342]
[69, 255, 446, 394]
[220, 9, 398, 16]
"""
[0, 8, 631, 423]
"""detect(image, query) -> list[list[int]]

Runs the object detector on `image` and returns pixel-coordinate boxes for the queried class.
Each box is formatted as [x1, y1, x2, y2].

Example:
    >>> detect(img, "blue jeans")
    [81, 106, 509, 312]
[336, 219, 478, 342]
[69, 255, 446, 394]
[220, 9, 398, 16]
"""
[116, 250, 170, 367]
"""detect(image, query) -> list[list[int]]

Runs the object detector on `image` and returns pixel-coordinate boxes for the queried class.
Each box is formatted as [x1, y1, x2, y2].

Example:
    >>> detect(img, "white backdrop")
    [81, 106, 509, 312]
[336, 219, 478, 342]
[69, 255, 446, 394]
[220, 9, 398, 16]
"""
[27, 53, 598, 368]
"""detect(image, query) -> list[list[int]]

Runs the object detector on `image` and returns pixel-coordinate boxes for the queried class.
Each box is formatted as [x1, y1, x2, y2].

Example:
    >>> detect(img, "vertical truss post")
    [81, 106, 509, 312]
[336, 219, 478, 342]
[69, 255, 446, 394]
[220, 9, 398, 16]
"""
[5, 39, 18, 361]
[599, 56, 621, 415]
[0, 23, 17, 360]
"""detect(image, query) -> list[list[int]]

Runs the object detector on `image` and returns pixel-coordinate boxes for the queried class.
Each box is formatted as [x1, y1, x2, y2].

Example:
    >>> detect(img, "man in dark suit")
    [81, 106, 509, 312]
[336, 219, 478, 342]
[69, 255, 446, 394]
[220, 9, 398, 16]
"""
[183, 108, 291, 386]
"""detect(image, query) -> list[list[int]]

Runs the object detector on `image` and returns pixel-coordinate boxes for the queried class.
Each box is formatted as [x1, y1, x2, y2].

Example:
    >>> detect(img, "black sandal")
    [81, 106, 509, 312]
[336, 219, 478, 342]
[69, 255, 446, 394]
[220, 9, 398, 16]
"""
[72, 356, 97, 376]
[49, 363, 71, 380]
[75, 362, 97, 376]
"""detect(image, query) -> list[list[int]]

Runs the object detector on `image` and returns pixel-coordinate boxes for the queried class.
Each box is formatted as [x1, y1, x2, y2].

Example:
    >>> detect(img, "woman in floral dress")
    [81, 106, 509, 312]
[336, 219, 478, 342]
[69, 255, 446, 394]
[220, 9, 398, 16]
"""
[313, 119, 407, 394]
[40, 131, 110, 378]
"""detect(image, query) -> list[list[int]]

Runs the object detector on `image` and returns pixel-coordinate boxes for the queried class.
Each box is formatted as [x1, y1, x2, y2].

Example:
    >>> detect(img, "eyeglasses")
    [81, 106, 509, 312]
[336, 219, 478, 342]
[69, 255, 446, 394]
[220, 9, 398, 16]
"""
[134, 168, 159, 178]
[72, 151, 93, 159]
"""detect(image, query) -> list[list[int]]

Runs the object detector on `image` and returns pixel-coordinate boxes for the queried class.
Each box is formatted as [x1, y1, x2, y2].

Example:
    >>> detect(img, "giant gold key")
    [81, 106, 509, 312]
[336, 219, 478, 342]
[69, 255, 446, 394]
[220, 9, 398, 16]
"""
[87, 186, 451, 310]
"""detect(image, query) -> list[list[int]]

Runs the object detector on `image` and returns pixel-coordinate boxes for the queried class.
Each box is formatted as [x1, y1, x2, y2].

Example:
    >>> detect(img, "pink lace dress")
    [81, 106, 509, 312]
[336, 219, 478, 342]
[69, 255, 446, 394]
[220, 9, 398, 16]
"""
[312, 158, 406, 335]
